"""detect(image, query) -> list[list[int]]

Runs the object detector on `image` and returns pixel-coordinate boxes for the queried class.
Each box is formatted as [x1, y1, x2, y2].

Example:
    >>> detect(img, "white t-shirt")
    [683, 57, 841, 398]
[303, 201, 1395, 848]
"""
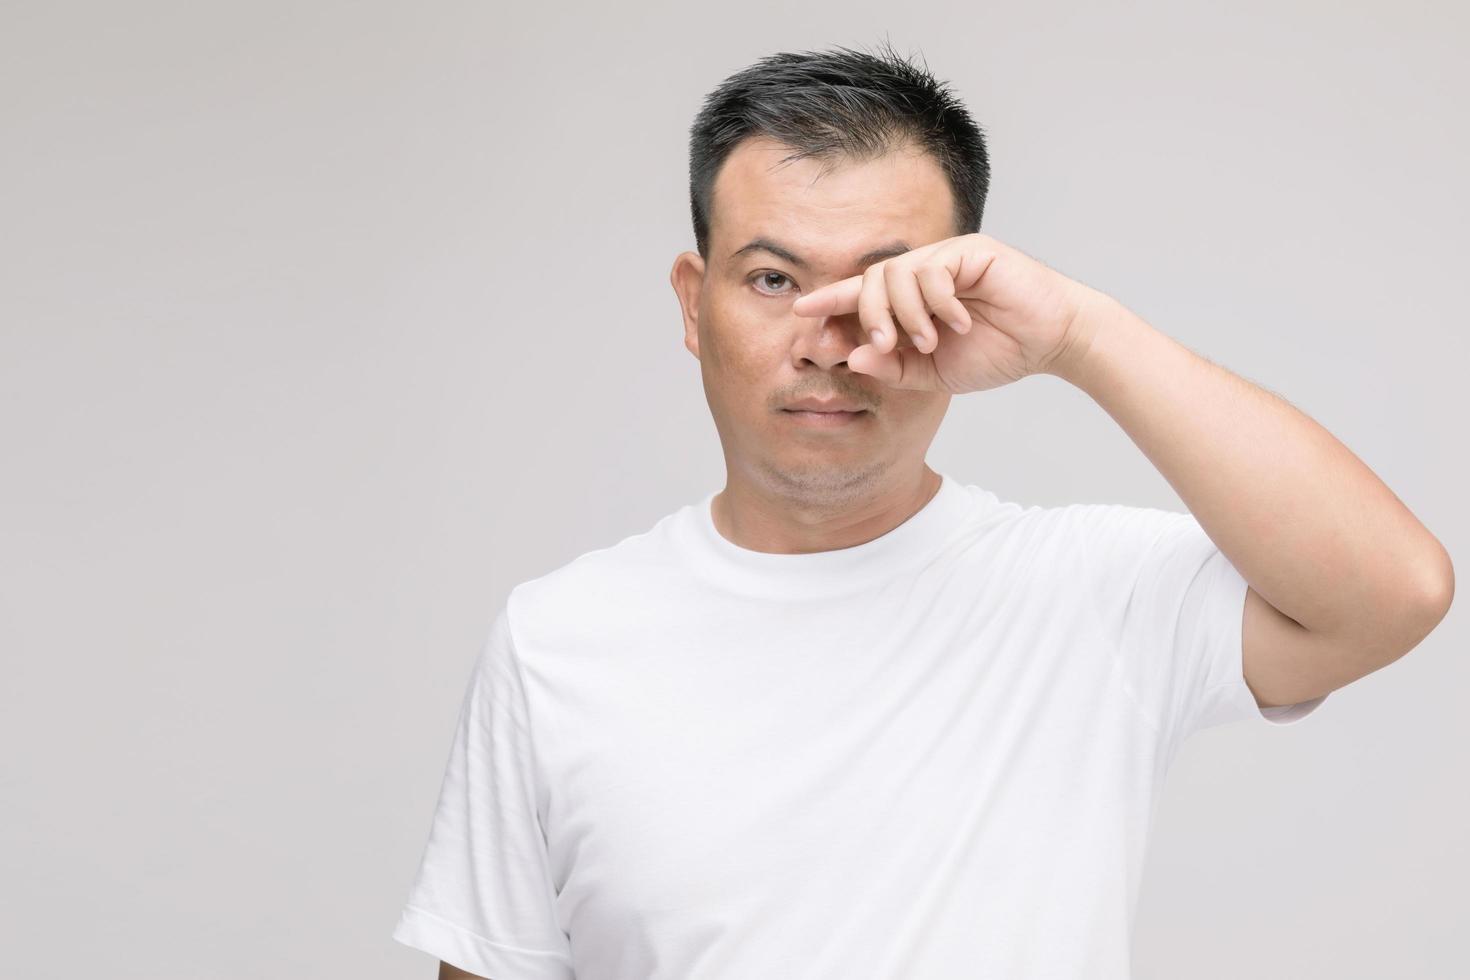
[392, 472, 1328, 979]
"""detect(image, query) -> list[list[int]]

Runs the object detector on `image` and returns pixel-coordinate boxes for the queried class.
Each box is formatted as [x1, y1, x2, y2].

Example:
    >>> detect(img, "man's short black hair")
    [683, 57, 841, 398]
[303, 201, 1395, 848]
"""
[687, 39, 991, 260]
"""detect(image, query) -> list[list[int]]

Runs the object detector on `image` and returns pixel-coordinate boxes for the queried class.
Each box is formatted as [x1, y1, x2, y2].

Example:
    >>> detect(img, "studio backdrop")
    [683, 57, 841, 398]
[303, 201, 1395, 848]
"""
[1, 2, 1464, 978]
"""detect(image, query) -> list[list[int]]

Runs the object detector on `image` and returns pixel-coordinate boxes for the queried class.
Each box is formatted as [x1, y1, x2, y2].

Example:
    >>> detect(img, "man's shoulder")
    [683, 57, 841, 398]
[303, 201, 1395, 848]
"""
[504, 504, 688, 638]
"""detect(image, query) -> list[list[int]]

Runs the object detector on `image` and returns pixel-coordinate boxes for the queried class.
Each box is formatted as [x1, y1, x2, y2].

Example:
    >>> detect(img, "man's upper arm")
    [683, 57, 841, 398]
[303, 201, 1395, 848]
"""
[439, 960, 491, 980]
[1242, 582, 1391, 709]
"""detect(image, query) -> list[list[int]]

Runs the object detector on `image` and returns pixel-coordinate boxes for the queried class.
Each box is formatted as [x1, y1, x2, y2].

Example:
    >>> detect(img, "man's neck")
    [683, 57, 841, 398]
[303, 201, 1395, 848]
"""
[710, 466, 943, 556]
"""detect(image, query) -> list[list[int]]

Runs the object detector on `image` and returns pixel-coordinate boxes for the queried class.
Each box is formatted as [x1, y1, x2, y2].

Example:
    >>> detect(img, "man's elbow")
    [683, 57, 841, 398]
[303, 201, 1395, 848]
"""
[1390, 545, 1456, 659]
[1412, 543, 1455, 635]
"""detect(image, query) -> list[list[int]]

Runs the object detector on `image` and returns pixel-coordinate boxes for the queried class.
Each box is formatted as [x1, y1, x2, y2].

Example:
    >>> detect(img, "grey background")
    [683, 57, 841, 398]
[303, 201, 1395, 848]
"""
[2, 2, 1464, 978]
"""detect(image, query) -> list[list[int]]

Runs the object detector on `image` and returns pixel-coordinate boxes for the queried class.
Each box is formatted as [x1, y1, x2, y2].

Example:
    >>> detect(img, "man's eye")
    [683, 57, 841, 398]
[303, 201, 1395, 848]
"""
[750, 271, 794, 296]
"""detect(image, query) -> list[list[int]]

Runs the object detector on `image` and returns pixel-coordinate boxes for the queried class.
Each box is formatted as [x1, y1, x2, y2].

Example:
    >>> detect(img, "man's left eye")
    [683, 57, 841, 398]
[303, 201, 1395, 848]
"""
[750, 271, 794, 296]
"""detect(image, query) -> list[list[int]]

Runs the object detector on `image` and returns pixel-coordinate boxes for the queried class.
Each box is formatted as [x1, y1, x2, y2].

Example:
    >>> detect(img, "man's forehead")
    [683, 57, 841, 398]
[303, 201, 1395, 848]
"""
[712, 141, 954, 267]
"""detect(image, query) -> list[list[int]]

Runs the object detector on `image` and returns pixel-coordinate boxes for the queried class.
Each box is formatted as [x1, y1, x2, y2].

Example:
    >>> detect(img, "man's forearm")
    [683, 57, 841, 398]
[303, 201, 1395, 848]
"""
[1047, 289, 1453, 660]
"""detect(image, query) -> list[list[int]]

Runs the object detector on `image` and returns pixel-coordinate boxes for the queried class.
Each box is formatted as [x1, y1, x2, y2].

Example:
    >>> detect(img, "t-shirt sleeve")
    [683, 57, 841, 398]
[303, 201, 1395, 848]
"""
[1074, 503, 1329, 750]
[391, 603, 575, 980]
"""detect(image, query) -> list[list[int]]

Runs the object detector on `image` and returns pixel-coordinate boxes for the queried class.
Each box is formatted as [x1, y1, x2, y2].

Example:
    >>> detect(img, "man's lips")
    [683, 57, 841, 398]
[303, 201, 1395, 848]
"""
[781, 408, 867, 415]
[780, 405, 870, 426]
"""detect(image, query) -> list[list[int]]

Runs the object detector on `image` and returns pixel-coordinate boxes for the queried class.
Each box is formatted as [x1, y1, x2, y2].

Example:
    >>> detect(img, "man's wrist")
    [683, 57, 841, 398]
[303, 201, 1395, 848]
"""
[1041, 286, 1114, 388]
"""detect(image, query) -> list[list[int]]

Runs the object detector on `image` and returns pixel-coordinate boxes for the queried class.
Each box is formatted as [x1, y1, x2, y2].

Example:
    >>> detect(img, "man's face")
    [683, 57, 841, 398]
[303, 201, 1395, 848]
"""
[671, 135, 957, 503]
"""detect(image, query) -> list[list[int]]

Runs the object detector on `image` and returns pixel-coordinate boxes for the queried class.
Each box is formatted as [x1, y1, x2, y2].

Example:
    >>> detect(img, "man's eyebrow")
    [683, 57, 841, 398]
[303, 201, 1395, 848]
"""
[728, 237, 913, 271]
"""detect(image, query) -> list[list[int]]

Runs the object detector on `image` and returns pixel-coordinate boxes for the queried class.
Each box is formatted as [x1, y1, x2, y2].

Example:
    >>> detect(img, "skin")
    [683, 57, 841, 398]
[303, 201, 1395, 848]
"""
[669, 134, 963, 554]
[438, 963, 482, 979]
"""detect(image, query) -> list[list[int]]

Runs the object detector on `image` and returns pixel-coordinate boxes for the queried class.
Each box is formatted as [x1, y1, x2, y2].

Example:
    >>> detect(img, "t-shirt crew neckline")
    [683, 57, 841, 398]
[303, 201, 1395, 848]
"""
[685, 471, 978, 598]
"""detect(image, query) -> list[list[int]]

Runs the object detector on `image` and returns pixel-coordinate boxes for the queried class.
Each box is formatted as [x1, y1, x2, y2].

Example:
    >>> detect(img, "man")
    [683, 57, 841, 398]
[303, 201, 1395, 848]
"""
[392, 42, 1454, 980]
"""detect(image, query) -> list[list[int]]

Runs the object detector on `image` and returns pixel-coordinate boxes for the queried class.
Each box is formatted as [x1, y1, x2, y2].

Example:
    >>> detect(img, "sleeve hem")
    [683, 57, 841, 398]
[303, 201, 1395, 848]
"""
[392, 904, 574, 980]
[1251, 690, 1329, 726]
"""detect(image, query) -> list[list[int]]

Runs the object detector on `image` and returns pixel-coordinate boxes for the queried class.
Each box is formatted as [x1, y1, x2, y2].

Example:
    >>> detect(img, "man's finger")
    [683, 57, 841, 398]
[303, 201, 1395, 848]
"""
[849, 343, 905, 386]
[790, 274, 863, 317]
[851, 343, 938, 391]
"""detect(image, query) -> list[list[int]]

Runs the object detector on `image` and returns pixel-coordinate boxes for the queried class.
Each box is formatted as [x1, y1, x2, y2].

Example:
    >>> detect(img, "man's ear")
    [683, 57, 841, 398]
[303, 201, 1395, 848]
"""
[669, 251, 706, 360]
